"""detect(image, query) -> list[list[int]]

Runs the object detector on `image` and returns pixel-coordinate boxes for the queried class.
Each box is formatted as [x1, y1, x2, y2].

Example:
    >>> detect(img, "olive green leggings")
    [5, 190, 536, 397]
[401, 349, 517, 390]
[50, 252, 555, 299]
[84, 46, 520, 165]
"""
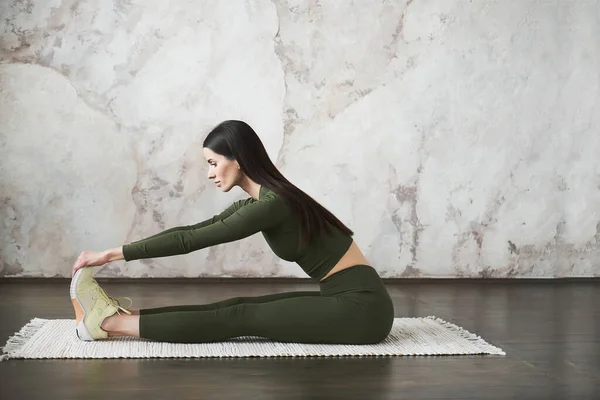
[139, 265, 394, 344]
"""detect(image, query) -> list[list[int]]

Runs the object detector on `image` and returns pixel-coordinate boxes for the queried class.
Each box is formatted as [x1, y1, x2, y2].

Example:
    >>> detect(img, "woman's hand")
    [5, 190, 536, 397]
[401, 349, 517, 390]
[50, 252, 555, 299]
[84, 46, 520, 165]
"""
[72, 251, 110, 277]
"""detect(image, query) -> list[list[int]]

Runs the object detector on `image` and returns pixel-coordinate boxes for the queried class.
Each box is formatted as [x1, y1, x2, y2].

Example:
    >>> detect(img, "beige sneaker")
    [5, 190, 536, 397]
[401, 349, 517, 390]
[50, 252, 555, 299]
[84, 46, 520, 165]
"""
[70, 268, 131, 341]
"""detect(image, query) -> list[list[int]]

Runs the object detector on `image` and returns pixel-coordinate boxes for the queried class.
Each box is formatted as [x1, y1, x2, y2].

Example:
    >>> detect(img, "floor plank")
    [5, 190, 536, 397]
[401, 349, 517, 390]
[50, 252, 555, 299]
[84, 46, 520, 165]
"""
[1, 280, 598, 399]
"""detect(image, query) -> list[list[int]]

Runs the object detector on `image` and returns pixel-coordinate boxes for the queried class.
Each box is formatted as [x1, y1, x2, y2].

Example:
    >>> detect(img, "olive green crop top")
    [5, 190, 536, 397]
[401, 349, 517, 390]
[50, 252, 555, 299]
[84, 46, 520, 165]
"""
[122, 186, 353, 281]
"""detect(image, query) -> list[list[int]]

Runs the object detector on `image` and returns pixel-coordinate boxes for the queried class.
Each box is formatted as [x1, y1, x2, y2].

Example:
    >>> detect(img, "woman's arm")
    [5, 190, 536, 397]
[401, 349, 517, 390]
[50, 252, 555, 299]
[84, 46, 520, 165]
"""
[104, 246, 125, 262]
[131, 198, 253, 243]
[70, 197, 268, 276]
[71, 247, 124, 276]
[122, 195, 287, 262]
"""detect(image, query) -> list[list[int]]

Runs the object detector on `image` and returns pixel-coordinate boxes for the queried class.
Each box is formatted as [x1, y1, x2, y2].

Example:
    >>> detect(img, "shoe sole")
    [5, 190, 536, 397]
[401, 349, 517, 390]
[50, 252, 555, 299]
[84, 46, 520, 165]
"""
[70, 269, 94, 341]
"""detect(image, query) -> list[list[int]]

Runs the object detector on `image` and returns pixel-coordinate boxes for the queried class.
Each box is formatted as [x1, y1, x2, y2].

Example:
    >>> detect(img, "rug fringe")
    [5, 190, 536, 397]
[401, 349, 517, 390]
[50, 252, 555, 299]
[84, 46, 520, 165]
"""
[1, 318, 48, 361]
[425, 316, 505, 355]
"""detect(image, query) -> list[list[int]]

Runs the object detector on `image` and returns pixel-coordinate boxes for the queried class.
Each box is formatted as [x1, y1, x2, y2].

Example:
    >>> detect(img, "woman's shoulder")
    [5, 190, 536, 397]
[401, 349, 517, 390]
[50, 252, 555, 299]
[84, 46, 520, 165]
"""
[259, 185, 279, 201]
[257, 186, 290, 211]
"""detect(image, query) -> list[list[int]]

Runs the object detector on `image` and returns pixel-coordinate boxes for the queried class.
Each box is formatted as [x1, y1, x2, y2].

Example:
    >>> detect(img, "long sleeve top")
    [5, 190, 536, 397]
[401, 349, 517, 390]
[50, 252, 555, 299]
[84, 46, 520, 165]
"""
[122, 186, 353, 280]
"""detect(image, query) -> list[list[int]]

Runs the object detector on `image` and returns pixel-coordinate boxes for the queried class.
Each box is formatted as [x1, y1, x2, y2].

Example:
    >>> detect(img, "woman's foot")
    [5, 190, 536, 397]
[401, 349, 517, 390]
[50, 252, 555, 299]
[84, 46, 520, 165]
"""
[70, 268, 131, 341]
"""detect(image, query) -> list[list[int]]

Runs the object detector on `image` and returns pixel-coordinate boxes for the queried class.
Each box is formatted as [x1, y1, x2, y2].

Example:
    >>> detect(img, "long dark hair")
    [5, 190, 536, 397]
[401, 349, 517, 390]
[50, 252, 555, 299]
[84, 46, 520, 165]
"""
[203, 120, 354, 247]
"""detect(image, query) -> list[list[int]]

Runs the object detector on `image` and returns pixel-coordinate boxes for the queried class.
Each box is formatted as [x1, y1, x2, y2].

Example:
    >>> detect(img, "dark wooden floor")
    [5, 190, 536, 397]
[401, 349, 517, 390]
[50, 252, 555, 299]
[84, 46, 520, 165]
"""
[1, 279, 598, 399]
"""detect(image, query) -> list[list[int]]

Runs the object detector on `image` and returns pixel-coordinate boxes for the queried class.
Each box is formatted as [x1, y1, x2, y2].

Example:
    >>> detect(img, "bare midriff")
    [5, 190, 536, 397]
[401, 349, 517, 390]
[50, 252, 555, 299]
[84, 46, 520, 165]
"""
[320, 240, 372, 281]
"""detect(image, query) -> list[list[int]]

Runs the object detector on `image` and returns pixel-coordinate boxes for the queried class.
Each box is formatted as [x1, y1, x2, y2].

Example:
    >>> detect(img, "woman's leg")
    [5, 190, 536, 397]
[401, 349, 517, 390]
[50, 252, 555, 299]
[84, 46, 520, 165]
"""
[139, 290, 321, 315]
[101, 290, 322, 338]
[137, 293, 391, 344]
[99, 265, 394, 344]
[102, 314, 140, 337]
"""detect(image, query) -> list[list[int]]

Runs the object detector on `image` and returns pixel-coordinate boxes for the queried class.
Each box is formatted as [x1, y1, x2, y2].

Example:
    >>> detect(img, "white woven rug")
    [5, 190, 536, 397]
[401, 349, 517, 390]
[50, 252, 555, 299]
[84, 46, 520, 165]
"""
[1, 316, 505, 360]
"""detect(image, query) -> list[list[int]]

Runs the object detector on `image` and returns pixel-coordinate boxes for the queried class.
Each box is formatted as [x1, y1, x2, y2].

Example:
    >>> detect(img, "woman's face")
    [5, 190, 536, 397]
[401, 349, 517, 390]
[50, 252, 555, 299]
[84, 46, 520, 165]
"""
[203, 147, 241, 192]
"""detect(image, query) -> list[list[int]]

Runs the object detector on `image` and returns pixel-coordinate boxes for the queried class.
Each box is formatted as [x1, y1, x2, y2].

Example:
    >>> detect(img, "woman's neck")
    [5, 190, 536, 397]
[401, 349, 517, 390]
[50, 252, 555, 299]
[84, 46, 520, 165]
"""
[239, 178, 262, 200]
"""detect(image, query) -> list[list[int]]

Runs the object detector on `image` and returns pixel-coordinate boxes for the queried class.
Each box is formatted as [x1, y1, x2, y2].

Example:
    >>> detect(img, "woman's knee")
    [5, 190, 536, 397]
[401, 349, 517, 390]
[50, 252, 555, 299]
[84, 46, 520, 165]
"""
[360, 298, 394, 343]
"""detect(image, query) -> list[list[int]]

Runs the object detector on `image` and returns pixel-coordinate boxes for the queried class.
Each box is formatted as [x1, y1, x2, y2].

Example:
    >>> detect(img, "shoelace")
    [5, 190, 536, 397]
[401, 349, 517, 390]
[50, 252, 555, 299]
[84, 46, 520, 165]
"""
[91, 285, 132, 315]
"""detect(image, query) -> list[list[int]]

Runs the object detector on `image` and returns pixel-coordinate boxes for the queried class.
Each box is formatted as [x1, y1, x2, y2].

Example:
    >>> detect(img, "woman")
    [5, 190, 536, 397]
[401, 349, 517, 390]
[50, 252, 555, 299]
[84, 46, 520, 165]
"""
[70, 120, 394, 344]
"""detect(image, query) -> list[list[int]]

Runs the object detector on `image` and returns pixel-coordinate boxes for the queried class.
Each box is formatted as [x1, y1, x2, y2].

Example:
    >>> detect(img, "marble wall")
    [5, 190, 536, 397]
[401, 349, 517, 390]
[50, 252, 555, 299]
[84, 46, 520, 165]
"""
[1, 0, 599, 278]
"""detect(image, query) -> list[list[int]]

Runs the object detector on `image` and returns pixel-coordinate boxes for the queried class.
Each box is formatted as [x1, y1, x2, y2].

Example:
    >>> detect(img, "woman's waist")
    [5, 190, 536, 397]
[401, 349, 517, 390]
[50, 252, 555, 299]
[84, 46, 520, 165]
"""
[320, 240, 371, 281]
[319, 264, 387, 296]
